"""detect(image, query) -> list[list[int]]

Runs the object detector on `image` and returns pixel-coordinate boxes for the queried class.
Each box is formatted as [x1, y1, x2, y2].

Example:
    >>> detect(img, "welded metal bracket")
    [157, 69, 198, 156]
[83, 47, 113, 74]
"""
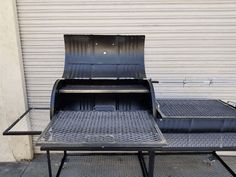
[3, 107, 49, 136]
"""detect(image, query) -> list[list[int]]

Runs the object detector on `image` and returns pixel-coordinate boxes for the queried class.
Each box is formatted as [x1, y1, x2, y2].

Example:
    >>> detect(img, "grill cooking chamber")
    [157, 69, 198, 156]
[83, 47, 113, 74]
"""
[50, 79, 157, 118]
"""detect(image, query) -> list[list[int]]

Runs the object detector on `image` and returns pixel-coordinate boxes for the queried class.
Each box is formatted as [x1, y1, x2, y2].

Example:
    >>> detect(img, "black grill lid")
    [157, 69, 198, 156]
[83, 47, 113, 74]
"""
[63, 35, 146, 79]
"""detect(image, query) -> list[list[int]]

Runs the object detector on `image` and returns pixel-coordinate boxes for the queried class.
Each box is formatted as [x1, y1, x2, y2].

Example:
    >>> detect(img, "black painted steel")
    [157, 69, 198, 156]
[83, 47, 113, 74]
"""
[158, 117, 236, 133]
[138, 151, 155, 177]
[162, 133, 236, 151]
[45, 152, 236, 177]
[46, 151, 68, 177]
[50, 79, 156, 119]
[156, 99, 236, 133]
[37, 111, 166, 148]
[63, 35, 145, 79]
[213, 152, 236, 176]
[2, 108, 49, 136]
[56, 151, 67, 177]
[138, 151, 148, 177]
[153, 153, 234, 177]
[47, 150, 53, 177]
[148, 151, 155, 177]
[3, 34, 236, 177]
[41, 71, 163, 177]
[157, 99, 236, 118]
[45, 150, 159, 177]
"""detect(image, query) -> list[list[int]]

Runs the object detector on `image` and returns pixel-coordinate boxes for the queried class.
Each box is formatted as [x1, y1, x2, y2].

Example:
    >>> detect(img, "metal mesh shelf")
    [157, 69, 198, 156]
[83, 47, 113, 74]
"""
[163, 133, 236, 150]
[157, 99, 236, 118]
[37, 111, 166, 148]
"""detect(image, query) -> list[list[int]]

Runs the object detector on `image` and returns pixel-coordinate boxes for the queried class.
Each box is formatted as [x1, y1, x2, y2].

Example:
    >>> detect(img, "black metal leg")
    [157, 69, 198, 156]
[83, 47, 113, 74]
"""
[56, 151, 67, 177]
[47, 151, 156, 177]
[46, 150, 53, 177]
[138, 151, 156, 177]
[138, 151, 148, 177]
[213, 151, 236, 176]
[46, 150, 67, 177]
[148, 151, 155, 177]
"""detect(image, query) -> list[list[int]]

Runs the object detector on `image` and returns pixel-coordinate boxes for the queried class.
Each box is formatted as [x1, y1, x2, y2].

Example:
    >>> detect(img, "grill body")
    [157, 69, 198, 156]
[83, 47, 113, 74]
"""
[39, 78, 166, 149]
[38, 35, 166, 150]
[38, 34, 236, 151]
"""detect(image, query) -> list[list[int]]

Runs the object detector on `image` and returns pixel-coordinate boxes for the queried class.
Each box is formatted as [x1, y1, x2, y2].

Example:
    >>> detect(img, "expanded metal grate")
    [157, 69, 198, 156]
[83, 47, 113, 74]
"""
[157, 99, 236, 118]
[37, 111, 166, 147]
[163, 133, 236, 149]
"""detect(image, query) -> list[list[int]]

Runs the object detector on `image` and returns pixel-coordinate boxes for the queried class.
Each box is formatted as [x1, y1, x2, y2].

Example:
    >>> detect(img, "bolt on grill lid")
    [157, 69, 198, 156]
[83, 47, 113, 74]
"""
[63, 35, 146, 79]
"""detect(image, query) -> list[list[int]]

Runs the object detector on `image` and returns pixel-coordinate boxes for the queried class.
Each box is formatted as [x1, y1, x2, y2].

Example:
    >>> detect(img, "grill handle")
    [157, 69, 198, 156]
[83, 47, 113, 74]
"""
[151, 80, 159, 84]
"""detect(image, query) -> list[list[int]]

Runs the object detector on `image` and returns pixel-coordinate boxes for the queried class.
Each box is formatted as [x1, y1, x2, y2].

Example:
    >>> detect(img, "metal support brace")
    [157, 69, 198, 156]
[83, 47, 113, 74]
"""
[138, 151, 155, 177]
[148, 151, 155, 177]
[213, 152, 236, 176]
[138, 151, 148, 177]
[46, 151, 52, 177]
[47, 151, 156, 177]
[46, 151, 67, 177]
[45, 151, 236, 177]
[56, 151, 67, 177]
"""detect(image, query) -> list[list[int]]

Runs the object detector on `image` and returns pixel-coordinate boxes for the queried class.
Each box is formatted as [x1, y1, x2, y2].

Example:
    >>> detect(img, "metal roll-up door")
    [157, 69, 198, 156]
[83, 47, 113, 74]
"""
[16, 0, 236, 152]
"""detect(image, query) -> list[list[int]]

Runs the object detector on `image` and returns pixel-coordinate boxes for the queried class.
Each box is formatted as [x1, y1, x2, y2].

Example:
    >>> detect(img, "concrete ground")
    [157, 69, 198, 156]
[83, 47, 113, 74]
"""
[0, 153, 235, 177]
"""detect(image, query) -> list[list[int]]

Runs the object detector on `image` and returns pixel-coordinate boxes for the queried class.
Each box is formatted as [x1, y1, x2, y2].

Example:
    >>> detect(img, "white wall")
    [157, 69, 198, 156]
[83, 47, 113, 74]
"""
[0, 0, 33, 161]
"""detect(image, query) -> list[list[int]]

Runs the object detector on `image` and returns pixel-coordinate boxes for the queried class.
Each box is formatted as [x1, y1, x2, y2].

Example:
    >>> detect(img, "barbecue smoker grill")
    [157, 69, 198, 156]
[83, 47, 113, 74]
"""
[3, 35, 236, 177]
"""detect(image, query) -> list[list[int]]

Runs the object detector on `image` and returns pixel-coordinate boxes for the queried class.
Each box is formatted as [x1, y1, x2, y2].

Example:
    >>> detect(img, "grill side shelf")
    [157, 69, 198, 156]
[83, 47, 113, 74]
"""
[156, 99, 236, 118]
[2, 108, 49, 136]
[156, 99, 236, 133]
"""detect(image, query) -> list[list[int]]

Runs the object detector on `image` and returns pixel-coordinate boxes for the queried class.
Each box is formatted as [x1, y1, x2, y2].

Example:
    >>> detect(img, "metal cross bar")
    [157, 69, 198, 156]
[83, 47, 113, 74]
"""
[3, 107, 49, 136]
[46, 151, 156, 177]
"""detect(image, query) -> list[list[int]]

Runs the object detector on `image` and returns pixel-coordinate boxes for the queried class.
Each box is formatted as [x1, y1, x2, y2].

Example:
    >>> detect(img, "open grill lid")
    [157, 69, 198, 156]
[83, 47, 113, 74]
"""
[63, 35, 146, 79]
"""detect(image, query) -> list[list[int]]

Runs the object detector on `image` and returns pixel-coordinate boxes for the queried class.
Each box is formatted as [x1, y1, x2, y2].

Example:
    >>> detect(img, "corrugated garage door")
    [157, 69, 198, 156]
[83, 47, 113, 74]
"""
[16, 0, 236, 152]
